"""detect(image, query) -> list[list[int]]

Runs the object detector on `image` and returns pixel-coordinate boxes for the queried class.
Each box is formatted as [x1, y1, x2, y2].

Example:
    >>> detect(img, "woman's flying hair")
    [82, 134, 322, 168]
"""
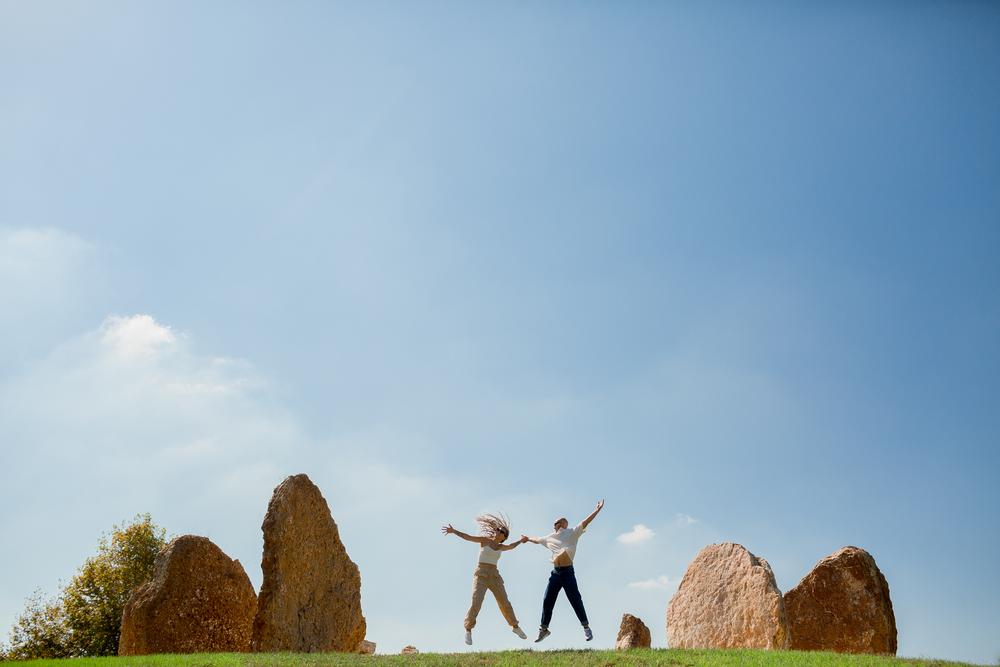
[475, 512, 511, 540]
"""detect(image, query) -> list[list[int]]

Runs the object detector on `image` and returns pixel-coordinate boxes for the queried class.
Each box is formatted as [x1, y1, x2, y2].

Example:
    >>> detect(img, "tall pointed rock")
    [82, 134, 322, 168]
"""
[251, 474, 366, 652]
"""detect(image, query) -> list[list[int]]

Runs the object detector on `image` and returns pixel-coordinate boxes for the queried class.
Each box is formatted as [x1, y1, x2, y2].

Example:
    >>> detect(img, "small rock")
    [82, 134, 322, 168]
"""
[667, 542, 789, 649]
[356, 639, 376, 654]
[615, 613, 651, 649]
[119, 535, 256, 655]
[401, 645, 419, 655]
[784, 546, 897, 654]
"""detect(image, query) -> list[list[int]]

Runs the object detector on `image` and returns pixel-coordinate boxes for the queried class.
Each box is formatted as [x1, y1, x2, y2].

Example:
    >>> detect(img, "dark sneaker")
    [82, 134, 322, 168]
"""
[535, 627, 551, 643]
[584, 626, 593, 641]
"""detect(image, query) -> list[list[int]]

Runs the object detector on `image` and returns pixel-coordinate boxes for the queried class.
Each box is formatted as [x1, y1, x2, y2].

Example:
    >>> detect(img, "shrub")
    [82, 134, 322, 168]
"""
[3, 590, 71, 660]
[3, 514, 167, 659]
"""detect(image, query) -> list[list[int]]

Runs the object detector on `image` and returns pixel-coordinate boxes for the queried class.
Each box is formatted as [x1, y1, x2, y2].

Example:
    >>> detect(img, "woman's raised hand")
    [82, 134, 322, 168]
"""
[441, 524, 456, 535]
[520, 534, 530, 543]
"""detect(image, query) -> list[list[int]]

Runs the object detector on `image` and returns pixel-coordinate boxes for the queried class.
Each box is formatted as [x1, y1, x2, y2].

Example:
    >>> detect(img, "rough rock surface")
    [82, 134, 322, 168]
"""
[667, 542, 789, 649]
[615, 613, 651, 650]
[356, 640, 376, 654]
[251, 474, 366, 652]
[401, 645, 419, 655]
[119, 535, 256, 655]
[784, 546, 897, 654]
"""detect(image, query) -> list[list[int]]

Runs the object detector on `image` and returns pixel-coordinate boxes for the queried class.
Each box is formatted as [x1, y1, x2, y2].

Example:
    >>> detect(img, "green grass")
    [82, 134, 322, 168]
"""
[11, 650, 987, 667]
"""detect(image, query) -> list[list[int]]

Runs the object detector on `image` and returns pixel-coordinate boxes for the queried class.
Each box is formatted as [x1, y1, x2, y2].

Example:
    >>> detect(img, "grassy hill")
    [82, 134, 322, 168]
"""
[10, 649, 986, 667]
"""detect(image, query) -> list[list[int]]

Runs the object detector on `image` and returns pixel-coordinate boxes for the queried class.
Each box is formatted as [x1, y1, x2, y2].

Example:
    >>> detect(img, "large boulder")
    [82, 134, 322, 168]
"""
[119, 535, 256, 655]
[667, 542, 789, 649]
[784, 546, 897, 654]
[615, 613, 651, 650]
[251, 474, 366, 652]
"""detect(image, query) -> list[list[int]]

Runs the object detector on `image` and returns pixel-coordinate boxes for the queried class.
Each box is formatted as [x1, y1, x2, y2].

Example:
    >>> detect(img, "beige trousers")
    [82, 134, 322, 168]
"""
[464, 563, 519, 630]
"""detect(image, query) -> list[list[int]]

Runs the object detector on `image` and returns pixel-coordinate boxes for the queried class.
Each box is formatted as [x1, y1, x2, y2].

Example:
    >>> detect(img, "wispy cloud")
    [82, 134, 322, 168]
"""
[628, 575, 677, 591]
[617, 523, 655, 544]
[675, 513, 699, 526]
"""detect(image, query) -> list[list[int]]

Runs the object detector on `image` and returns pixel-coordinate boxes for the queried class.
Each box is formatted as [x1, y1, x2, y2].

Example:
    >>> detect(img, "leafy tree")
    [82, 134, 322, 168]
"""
[3, 514, 167, 659]
[3, 590, 71, 660]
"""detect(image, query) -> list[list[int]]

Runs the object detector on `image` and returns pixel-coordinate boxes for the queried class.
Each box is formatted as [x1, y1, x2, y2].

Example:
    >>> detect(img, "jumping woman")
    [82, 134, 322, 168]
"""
[442, 513, 529, 645]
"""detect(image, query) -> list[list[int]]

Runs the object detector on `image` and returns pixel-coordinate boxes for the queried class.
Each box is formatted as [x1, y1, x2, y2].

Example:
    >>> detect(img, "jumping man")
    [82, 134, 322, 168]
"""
[521, 499, 604, 643]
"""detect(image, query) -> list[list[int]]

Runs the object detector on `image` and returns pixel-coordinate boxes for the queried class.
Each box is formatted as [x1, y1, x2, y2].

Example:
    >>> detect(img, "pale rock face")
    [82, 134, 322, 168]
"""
[251, 474, 366, 652]
[784, 546, 897, 655]
[667, 542, 789, 649]
[356, 639, 376, 654]
[401, 645, 419, 654]
[119, 535, 256, 655]
[615, 613, 652, 650]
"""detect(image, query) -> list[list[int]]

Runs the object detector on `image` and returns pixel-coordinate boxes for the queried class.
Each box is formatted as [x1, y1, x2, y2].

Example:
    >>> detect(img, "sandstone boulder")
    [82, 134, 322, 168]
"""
[615, 613, 651, 650]
[401, 645, 419, 654]
[251, 474, 366, 652]
[784, 546, 896, 654]
[667, 542, 789, 649]
[119, 535, 256, 655]
[356, 639, 376, 654]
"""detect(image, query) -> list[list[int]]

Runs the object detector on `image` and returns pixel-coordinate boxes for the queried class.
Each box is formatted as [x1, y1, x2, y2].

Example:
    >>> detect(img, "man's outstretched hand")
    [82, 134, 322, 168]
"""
[595, 499, 605, 512]
[441, 524, 455, 535]
[520, 534, 530, 544]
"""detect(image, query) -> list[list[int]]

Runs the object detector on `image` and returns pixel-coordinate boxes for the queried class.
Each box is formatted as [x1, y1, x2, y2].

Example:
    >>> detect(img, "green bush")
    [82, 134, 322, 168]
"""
[2, 514, 167, 659]
[3, 590, 70, 660]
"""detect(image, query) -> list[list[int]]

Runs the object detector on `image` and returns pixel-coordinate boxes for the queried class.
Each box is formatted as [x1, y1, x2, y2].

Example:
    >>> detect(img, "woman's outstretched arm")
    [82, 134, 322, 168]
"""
[496, 536, 529, 551]
[441, 524, 488, 545]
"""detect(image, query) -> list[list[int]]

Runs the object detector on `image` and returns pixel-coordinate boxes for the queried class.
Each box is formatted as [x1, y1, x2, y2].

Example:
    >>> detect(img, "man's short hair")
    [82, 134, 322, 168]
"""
[553, 517, 568, 530]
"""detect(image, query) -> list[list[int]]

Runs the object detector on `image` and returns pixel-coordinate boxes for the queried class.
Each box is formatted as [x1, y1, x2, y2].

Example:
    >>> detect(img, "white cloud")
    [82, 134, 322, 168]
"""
[628, 575, 677, 591]
[675, 513, 699, 526]
[617, 523, 655, 544]
[100, 314, 178, 360]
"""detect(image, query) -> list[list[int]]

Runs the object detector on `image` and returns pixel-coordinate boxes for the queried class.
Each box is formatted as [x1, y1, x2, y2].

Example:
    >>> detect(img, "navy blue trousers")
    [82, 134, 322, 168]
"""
[540, 565, 589, 628]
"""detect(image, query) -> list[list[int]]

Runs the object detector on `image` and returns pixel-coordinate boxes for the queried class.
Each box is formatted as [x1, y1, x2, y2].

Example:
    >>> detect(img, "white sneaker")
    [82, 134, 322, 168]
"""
[465, 630, 473, 645]
[513, 626, 527, 639]
[584, 625, 593, 641]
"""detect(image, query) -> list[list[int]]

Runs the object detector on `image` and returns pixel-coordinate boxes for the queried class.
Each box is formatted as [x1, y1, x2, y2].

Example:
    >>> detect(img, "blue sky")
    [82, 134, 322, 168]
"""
[1, 1, 998, 662]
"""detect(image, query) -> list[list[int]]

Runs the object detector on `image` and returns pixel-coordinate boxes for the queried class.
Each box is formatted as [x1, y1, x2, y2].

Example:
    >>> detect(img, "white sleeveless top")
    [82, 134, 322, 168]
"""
[478, 544, 502, 565]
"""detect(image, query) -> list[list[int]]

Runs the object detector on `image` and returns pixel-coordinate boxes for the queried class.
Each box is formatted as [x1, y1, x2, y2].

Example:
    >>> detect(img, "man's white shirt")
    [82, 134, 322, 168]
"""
[538, 524, 587, 563]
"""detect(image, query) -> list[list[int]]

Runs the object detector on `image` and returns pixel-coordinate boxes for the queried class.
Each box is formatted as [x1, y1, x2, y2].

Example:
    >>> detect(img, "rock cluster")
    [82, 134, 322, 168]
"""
[615, 613, 651, 650]
[251, 474, 366, 652]
[667, 543, 789, 650]
[119, 535, 256, 655]
[401, 645, 419, 654]
[784, 546, 897, 654]
[666, 542, 895, 655]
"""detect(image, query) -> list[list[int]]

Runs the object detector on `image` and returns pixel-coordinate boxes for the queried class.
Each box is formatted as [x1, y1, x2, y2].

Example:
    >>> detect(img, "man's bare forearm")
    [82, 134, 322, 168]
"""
[580, 499, 605, 529]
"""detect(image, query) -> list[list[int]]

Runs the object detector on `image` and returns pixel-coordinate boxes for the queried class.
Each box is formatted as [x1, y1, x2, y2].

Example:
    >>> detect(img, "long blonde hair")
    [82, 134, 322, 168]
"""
[475, 513, 511, 541]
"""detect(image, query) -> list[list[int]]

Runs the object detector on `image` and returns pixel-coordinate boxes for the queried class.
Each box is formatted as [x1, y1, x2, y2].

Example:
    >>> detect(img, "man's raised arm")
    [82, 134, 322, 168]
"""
[579, 499, 605, 530]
